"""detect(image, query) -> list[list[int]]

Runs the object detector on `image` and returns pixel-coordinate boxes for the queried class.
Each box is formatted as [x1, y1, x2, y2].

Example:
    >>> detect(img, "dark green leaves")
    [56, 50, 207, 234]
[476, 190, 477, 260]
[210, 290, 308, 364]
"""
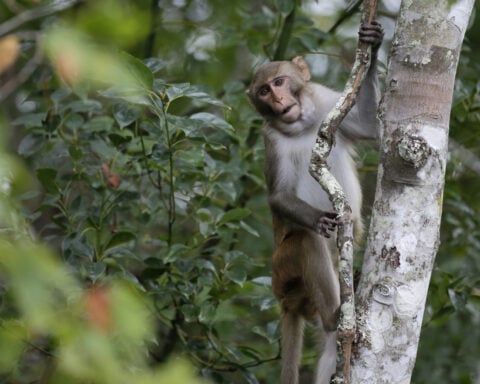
[36, 168, 59, 194]
[217, 208, 251, 226]
[105, 232, 136, 251]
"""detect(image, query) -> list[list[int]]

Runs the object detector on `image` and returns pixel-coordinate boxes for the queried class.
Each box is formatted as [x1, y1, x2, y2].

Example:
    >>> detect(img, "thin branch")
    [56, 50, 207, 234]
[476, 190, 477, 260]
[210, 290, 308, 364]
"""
[308, 0, 378, 383]
[0, 0, 81, 37]
[4, 0, 25, 14]
[328, 0, 363, 35]
[0, 41, 43, 102]
[144, 0, 160, 58]
[273, 0, 298, 61]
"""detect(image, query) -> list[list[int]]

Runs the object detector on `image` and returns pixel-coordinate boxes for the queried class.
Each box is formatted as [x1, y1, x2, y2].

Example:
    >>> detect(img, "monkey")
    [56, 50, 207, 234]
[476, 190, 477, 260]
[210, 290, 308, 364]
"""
[247, 22, 383, 384]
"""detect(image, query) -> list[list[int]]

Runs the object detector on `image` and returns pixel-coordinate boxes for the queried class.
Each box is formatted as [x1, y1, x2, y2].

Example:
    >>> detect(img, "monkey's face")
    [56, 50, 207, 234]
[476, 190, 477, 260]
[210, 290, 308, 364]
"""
[254, 75, 302, 123]
[248, 60, 310, 125]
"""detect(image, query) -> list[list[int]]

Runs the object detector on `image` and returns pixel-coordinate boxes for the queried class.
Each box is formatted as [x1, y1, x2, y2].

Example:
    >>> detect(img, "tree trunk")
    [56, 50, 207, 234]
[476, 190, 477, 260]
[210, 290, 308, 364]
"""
[352, 1, 475, 383]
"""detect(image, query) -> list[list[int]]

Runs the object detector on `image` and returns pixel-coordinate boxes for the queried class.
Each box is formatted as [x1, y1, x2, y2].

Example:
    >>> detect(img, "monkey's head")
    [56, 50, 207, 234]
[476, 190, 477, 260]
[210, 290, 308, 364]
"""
[247, 56, 311, 124]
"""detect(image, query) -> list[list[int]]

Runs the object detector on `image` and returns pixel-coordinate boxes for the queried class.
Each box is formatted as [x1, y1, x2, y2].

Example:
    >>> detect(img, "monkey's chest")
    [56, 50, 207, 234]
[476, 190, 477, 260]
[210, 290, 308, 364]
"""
[288, 141, 332, 210]
[295, 167, 330, 209]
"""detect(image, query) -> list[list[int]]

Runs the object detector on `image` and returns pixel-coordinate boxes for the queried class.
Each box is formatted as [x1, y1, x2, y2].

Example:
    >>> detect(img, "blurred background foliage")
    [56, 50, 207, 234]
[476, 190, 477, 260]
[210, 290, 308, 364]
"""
[0, 0, 479, 383]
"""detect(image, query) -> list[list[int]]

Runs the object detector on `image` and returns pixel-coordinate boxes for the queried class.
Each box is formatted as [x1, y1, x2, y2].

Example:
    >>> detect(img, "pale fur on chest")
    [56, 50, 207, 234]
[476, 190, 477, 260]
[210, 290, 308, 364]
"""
[271, 130, 361, 218]
[263, 82, 362, 218]
[275, 130, 331, 210]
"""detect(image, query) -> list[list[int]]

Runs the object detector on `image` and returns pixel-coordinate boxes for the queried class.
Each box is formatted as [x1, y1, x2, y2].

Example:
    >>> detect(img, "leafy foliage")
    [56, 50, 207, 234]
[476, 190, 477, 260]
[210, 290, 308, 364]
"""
[7, 34, 278, 383]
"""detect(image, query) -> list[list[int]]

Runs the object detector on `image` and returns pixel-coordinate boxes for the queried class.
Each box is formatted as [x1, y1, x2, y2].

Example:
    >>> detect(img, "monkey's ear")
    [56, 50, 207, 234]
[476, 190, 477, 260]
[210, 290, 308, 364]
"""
[292, 56, 311, 82]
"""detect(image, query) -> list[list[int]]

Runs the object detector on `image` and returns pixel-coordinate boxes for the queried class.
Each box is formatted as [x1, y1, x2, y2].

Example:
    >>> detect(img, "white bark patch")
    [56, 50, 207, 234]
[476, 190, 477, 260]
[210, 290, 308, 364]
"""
[340, 301, 356, 329]
[420, 124, 448, 151]
[397, 233, 417, 255]
[370, 307, 393, 334]
[397, 233, 417, 271]
[394, 280, 428, 317]
[449, 0, 474, 28]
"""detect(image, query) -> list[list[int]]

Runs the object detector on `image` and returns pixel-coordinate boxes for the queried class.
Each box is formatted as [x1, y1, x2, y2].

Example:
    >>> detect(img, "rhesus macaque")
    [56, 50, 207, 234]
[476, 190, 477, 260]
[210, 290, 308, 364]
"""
[247, 22, 383, 384]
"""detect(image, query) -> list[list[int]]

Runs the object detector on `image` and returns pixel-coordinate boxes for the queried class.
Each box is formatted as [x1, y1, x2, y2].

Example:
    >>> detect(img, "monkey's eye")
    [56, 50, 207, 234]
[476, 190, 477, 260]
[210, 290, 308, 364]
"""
[258, 86, 270, 96]
[273, 78, 284, 87]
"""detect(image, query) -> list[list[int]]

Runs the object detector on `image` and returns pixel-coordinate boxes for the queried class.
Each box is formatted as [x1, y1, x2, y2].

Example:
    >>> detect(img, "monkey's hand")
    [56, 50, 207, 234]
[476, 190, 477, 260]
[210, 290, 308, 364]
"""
[314, 212, 340, 238]
[359, 20, 384, 52]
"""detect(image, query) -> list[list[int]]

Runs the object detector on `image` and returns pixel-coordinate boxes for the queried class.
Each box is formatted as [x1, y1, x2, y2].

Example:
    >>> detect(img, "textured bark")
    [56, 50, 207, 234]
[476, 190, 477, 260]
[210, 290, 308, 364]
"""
[352, 1, 474, 383]
[309, 1, 378, 382]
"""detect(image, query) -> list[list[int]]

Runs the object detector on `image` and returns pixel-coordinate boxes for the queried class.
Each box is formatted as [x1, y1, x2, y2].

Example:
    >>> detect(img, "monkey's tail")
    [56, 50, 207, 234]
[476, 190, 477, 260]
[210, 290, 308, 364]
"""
[314, 330, 337, 384]
[280, 311, 304, 384]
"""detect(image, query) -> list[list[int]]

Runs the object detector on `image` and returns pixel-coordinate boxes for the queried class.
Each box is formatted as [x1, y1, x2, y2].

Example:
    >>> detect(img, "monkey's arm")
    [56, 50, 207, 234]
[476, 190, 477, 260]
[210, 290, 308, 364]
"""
[339, 21, 383, 140]
[339, 58, 380, 140]
[268, 191, 335, 234]
[264, 137, 338, 237]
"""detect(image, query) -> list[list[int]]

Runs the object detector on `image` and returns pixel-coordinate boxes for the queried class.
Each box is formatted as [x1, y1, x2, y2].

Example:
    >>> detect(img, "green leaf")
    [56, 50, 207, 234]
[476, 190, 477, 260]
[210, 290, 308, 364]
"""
[84, 116, 115, 132]
[162, 244, 189, 263]
[89, 139, 117, 159]
[258, 296, 277, 311]
[112, 102, 142, 128]
[224, 345, 242, 360]
[118, 51, 154, 90]
[217, 208, 251, 226]
[240, 221, 260, 237]
[12, 113, 46, 128]
[166, 83, 191, 101]
[82, 262, 107, 282]
[275, 0, 295, 14]
[181, 304, 199, 323]
[68, 145, 84, 161]
[197, 208, 213, 222]
[18, 135, 43, 157]
[0, 320, 27, 371]
[65, 113, 85, 130]
[448, 288, 467, 310]
[98, 87, 151, 105]
[195, 259, 217, 274]
[50, 88, 71, 110]
[251, 276, 272, 286]
[224, 250, 249, 265]
[105, 232, 137, 250]
[225, 266, 247, 286]
[199, 302, 217, 325]
[190, 112, 234, 135]
[36, 168, 59, 194]
[244, 370, 260, 384]
[144, 57, 165, 74]
[184, 89, 228, 108]
[65, 99, 103, 113]
[252, 320, 279, 343]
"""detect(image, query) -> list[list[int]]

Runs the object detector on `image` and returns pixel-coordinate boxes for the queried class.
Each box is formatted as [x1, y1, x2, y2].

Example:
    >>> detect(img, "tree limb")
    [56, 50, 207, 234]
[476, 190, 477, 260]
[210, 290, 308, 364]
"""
[327, 0, 363, 35]
[0, 0, 81, 37]
[273, 0, 298, 61]
[308, 1, 378, 383]
[0, 39, 43, 102]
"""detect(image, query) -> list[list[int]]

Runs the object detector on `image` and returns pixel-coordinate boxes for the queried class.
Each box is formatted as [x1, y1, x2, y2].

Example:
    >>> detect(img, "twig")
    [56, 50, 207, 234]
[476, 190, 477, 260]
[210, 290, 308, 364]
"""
[4, 0, 25, 14]
[0, 0, 81, 37]
[328, 0, 363, 35]
[273, 0, 298, 61]
[144, 0, 159, 58]
[308, 0, 378, 383]
[0, 41, 43, 102]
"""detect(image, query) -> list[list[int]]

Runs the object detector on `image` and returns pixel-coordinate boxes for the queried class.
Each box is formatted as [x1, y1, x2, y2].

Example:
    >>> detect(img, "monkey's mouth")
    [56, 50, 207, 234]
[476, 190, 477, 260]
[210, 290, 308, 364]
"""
[278, 103, 301, 123]
[282, 104, 296, 115]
